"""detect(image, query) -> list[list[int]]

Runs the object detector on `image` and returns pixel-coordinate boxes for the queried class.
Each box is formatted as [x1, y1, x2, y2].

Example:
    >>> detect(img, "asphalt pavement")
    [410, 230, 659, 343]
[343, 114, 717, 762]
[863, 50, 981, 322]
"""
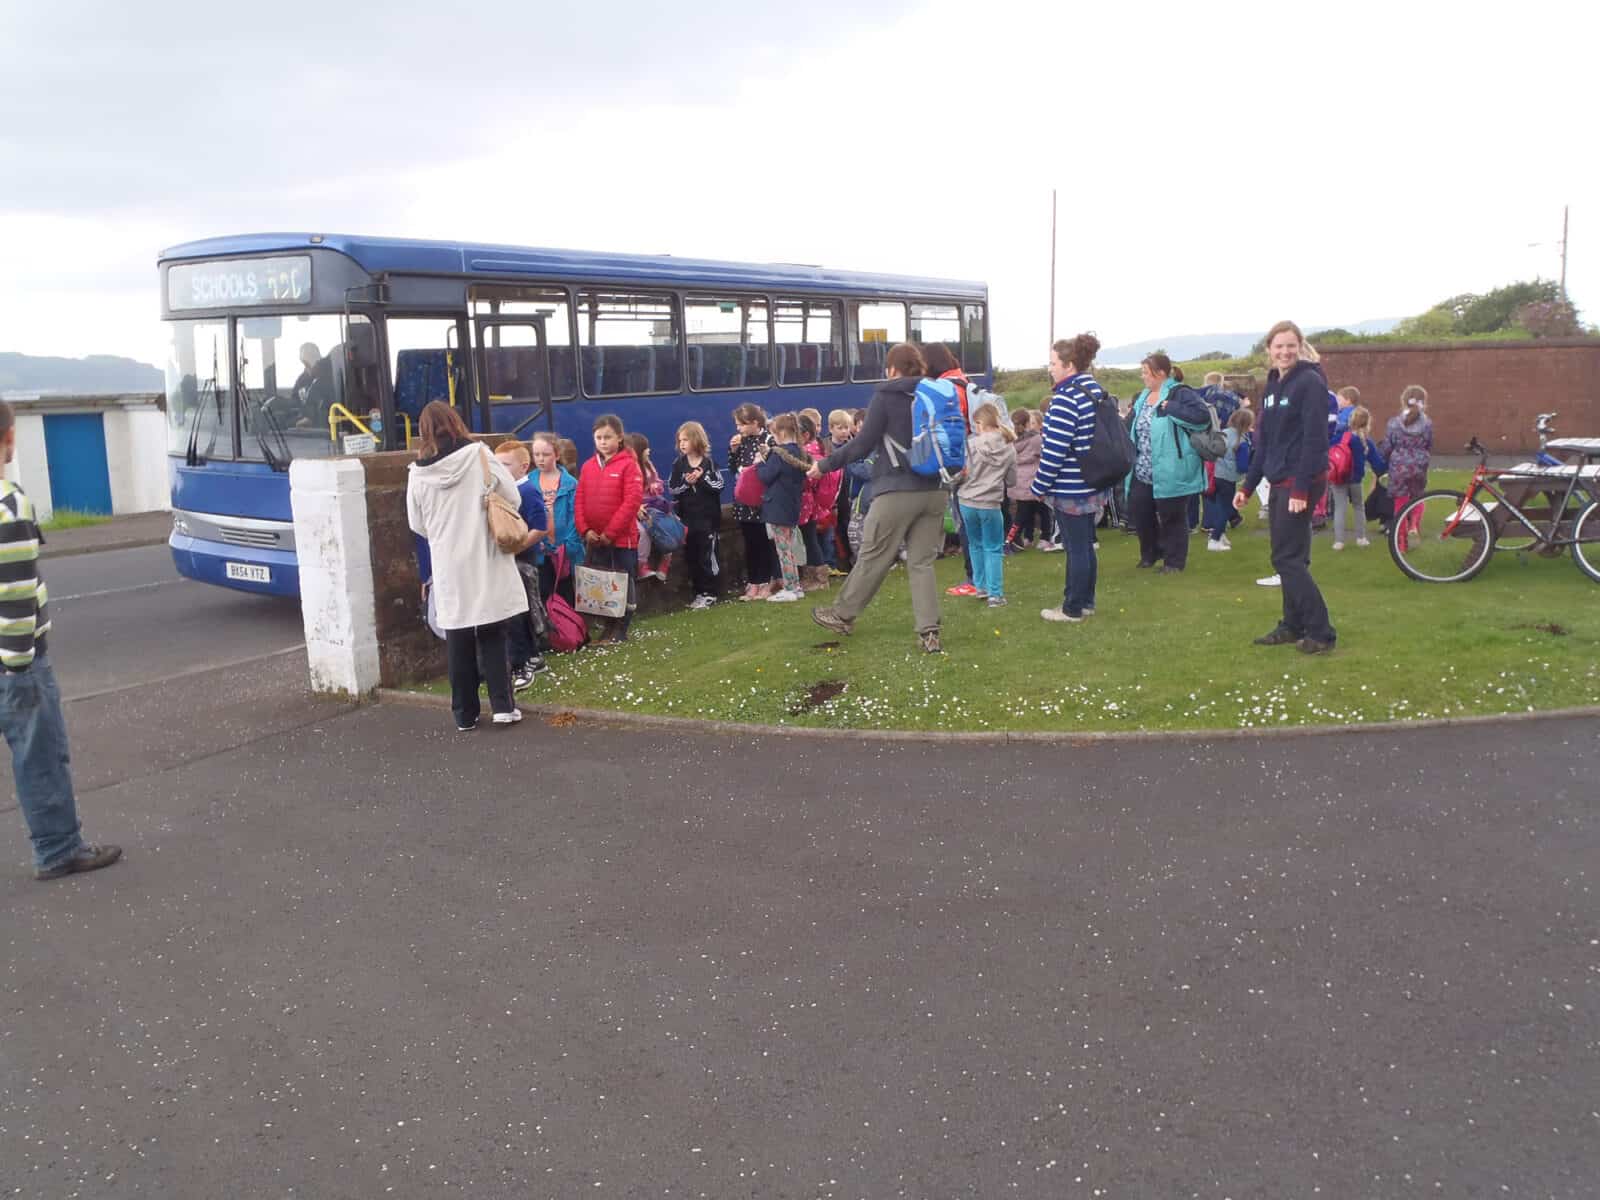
[2, 577, 1597, 1200]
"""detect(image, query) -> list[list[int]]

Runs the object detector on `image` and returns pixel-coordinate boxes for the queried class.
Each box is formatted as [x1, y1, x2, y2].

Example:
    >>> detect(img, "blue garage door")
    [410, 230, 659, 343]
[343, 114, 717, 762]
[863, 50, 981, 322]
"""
[43, 413, 114, 516]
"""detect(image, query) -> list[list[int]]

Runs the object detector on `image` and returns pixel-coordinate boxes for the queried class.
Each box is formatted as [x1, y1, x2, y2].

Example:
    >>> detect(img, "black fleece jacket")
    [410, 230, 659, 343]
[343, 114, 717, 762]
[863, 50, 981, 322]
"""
[1242, 361, 1330, 501]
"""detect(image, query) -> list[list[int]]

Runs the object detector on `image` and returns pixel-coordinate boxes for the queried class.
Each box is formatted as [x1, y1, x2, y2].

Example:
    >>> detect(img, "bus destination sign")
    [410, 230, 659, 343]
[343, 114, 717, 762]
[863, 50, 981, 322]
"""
[168, 256, 313, 311]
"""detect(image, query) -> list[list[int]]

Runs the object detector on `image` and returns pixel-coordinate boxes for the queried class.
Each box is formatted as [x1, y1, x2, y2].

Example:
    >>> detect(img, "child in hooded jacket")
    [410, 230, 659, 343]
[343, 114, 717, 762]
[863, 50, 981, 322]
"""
[729, 403, 779, 600]
[626, 432, 674, 582]
[957, 402, 1019, 605]
[1007, 409, 1044, 551]
[575, 414, 644, 643]
[754, 411, 812, 601]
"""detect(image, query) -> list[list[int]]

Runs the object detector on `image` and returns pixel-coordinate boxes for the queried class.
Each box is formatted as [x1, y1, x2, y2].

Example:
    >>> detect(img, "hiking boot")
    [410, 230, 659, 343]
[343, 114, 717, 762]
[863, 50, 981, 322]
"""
[811, 606, 854, 635]
[1253, 627, 1300, 646]
[1297, 637, 1336, 655]
[35, 844, 122, 882]
[918, 629, 944, 654]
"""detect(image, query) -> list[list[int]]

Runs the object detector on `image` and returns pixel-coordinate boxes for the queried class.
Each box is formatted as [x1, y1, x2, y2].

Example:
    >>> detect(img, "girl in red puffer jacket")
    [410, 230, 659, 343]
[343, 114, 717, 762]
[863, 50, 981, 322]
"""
[575, 414, 644, 643]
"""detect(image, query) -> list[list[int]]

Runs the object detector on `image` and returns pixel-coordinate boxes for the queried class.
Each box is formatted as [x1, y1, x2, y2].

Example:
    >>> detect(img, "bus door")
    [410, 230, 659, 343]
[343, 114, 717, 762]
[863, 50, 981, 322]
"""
[338, 307, 385, 451]
[473, 314, 555, 439]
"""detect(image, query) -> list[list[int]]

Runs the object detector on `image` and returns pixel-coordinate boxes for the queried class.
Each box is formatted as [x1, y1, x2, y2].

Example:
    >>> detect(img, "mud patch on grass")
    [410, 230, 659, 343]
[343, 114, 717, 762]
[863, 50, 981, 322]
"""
[790, 679, 847, 715]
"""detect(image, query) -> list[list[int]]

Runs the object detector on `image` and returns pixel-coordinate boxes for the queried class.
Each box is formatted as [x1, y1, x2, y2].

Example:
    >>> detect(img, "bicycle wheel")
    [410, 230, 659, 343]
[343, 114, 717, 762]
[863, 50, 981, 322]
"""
[1572, 501, 1600, 583]
[1389, 490, 1496, 583]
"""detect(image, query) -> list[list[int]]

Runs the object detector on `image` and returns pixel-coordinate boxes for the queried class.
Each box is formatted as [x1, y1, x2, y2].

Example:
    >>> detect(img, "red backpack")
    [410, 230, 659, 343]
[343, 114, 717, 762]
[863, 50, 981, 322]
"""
[545, 548, 590, 653]
[1328, 434, 1354, 485]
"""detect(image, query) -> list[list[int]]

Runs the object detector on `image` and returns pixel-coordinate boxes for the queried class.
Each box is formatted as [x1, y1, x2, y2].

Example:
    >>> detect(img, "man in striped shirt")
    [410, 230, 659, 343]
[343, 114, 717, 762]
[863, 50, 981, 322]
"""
[0, 401, 121, 880]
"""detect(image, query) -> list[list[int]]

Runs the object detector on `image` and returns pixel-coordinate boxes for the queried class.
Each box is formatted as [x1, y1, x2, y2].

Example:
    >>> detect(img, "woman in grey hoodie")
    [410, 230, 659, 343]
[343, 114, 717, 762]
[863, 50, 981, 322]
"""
[957, 401, 1018, 606]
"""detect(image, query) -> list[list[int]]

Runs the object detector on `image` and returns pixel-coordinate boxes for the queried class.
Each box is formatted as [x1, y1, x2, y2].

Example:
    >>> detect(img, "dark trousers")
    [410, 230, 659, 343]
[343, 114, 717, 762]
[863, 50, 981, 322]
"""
[739, 519, 777, 584]
[537, 558, 576, 608]
[1203, 486, 1236, 541]
[835, 487, 853, 567]
[801, 521, 823, 567]
[446, 620, 512, 726]
[1129, 480, 1191, 569]
[1269, 482, 1336, 643]
[1011, 499, 1046, 544]
[1055, 508, 1098, 616]
[586, 544, 639, 636]
[686, 528, 720, 595]
[1187, 492, 1202, 530]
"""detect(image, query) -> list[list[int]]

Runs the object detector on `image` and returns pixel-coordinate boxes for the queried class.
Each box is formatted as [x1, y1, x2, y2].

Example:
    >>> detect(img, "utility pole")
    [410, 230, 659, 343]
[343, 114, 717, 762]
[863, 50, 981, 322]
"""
[1560, 204, 1569, 298]
[1049, 189, 1057, 350]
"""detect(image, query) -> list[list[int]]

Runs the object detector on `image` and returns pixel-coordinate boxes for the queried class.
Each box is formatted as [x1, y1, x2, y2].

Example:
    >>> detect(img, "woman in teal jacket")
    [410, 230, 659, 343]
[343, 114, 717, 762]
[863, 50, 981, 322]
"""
[531, 431, 584, 604]
[1126, 353, 1211, 572]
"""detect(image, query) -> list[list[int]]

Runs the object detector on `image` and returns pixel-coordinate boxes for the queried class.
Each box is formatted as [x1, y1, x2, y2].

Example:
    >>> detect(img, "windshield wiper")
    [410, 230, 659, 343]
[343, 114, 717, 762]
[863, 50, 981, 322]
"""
[237, 381, 290, 473]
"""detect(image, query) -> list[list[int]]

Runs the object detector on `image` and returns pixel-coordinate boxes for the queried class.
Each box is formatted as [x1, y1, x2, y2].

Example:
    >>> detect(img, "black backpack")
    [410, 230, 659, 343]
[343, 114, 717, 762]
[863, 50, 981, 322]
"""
[1078, 393, 1136, 491]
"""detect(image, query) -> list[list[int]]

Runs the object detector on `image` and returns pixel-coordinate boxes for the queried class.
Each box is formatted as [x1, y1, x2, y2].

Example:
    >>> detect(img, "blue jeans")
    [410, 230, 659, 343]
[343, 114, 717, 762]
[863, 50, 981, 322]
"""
[1052, 508, 1098, 617]
[959, 504, 1005, 598]
[0, 654, 85, 870]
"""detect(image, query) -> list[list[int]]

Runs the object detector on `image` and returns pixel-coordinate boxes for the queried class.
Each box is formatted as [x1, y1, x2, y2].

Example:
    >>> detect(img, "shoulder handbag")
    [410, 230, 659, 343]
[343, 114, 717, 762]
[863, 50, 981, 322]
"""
[481, 446, 529, 554]
[733, 465, 765, 508]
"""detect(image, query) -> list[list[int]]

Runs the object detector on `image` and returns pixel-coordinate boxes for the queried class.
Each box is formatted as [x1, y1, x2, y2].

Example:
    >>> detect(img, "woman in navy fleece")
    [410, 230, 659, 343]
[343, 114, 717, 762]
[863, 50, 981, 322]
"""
[1235, 321, 1337, 653]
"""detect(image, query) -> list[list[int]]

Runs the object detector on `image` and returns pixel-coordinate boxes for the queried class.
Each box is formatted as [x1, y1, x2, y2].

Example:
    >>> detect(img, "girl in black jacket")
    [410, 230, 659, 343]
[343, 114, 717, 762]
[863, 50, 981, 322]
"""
[669, 420, 726, 608]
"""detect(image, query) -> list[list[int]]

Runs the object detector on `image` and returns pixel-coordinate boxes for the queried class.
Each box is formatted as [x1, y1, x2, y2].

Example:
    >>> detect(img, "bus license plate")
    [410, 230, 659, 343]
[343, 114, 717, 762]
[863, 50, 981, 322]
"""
[225, 562, 271, 583]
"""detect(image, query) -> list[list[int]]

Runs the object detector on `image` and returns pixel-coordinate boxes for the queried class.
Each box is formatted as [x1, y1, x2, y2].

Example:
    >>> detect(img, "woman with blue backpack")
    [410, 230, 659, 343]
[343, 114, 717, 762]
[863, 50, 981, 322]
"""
[808, 343, 951, 654]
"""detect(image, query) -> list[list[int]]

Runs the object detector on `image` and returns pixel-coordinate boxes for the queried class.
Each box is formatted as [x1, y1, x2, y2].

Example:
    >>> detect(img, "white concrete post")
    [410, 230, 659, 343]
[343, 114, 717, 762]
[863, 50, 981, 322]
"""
[290, 457, 380, 698]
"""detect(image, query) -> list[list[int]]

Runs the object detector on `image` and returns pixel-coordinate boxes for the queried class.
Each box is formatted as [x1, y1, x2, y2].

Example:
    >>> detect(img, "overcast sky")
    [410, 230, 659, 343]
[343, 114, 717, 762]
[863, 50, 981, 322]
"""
[2, 0, 1594, 369]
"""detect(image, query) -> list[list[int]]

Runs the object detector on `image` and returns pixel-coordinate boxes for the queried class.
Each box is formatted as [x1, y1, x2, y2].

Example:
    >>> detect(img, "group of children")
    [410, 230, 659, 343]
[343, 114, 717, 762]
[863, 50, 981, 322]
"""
[479, 372, 1435, 677]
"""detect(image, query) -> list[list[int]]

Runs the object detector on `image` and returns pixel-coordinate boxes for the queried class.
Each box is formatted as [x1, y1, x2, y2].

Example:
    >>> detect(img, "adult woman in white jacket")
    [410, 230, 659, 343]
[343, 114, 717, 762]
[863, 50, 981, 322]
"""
[407, 401, 527, 730]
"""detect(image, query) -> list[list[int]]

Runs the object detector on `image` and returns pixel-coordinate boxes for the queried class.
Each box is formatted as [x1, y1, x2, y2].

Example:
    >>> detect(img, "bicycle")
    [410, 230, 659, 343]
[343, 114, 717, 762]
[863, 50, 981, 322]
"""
[1388, 418, 1600, 584]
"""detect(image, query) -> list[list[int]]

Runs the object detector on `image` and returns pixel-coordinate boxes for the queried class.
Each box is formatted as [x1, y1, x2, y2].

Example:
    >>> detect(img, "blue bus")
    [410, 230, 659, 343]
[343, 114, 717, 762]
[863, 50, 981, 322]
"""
[158, 233, 991, 595]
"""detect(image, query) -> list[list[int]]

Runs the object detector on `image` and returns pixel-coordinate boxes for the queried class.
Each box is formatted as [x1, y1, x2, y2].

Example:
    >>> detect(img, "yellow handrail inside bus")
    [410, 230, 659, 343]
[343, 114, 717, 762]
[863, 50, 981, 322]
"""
[328, 403, 376, 444]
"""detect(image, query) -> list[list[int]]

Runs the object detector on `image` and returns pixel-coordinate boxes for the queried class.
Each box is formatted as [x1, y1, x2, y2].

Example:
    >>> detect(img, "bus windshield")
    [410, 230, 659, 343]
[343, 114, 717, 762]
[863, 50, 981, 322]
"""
[236, 313, 350, 463]
[165, 318, 231, 458]
[164, 313, 363, 463]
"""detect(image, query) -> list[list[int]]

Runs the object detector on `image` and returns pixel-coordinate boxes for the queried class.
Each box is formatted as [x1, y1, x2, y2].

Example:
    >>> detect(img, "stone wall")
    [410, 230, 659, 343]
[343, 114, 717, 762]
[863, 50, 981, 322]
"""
[358, 442, 753, 689]
[1316, 340, 1600, 454]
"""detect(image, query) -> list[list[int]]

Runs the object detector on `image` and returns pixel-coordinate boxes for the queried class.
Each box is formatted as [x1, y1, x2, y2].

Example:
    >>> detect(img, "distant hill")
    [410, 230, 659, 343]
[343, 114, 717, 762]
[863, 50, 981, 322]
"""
[0, 352, 163, 396]
[1098, 318, 1402, 364]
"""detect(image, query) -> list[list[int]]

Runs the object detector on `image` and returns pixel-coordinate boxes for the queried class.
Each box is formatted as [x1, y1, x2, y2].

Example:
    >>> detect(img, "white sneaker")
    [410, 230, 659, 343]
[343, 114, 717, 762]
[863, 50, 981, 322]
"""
[689, 594, 715, 610]
[1040, 608, 1084, 623]
[1038, 539, 1062, 552]
[1256, 574, 1281, 587]
[492, 708, 523, 725]
[1206, 538, 1227, 552]
[766, 588, 802, 603]
[1355, 538, 1370, 548]
[1331, 542, 1345, 551]
[1219, 533, 1231, 549]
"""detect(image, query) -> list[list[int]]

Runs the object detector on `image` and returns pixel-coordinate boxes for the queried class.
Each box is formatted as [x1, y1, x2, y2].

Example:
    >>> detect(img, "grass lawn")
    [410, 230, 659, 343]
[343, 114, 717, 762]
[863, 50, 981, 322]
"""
[40, 509, 112, 532]
[418, 472, 1600, 732]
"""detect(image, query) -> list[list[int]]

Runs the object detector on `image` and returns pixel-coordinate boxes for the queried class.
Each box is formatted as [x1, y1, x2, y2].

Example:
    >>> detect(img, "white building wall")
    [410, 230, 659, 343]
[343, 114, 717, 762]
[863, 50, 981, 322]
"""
[10, 412, 54, 522]
[103, 406, 171, 514]
[289, 456, 379, 698]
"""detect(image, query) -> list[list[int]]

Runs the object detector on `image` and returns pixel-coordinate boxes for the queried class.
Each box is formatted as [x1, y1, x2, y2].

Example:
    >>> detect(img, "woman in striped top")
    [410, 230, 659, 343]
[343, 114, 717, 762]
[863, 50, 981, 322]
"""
[1033, 333, 1110, 623]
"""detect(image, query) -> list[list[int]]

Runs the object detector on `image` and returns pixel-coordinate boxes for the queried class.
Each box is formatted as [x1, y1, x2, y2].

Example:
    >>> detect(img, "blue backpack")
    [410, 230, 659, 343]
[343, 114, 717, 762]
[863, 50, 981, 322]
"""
[886, 378, 967, 485]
